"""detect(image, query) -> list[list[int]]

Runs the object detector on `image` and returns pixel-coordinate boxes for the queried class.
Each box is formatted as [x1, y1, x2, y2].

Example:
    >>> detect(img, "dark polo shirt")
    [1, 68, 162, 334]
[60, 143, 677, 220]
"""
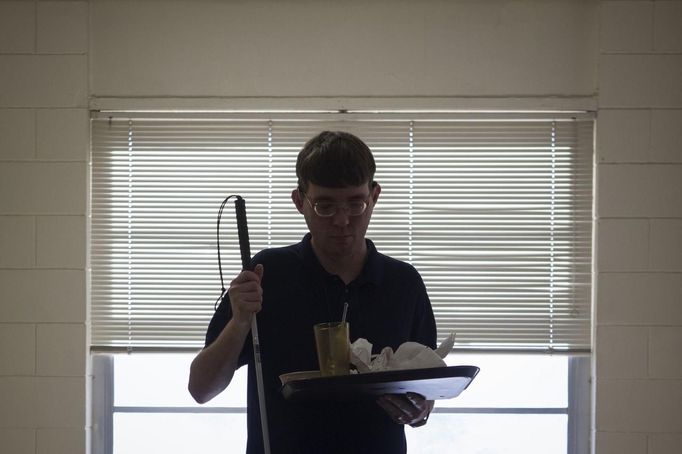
[206, 233, 437, 454]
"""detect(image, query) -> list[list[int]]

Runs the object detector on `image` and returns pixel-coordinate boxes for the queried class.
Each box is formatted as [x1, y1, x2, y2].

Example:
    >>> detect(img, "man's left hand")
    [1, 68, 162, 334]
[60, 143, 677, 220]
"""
[376, 392, 434, 427]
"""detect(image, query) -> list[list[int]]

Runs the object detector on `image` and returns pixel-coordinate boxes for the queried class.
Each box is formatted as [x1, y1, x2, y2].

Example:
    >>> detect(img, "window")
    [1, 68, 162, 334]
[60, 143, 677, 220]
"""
[90, 112, 593, 454]
[92, 353, 589, 454]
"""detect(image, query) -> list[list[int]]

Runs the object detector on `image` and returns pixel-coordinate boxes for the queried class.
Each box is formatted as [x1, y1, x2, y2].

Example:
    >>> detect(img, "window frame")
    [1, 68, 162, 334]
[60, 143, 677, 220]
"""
[89, 109, 594, 454]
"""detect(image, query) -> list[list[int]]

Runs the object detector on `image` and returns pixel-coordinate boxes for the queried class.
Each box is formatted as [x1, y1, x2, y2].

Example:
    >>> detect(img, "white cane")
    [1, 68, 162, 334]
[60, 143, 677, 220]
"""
[234, 196, 271, 454]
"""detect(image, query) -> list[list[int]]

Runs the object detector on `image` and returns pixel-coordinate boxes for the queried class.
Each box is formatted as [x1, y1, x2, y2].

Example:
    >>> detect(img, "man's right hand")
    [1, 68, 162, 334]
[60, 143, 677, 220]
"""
[228, 264, 264, 327]
[188, 264, 264, 404]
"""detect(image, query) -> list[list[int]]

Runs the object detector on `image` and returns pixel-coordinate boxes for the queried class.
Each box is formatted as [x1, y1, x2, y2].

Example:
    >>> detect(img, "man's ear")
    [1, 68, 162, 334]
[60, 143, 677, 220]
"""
[371, 182, 381, 204]
[292, 189, 305, 214]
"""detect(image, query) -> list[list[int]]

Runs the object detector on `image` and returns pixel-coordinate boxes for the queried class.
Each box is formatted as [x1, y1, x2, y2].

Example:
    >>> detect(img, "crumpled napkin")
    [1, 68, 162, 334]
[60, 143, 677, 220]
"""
[350, 333, 456, 373]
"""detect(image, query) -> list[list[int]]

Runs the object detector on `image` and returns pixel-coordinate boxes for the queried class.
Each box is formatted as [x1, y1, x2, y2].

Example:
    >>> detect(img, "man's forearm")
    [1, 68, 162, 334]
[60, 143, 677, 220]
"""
[188, 318, 251, 403]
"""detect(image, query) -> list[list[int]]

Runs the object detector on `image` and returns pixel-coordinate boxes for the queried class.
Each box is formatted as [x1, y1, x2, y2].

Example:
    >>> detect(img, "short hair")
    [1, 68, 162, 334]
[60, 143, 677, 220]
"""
[296, 131, 376, 193]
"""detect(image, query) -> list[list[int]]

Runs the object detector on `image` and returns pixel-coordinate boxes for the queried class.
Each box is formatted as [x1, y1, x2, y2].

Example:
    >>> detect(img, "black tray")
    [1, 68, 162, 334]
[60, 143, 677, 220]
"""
[281, 365, 479, 402]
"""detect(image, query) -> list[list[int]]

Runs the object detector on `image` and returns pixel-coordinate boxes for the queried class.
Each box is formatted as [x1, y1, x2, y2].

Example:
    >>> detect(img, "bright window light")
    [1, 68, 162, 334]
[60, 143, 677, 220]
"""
[103, 353, 576, 454]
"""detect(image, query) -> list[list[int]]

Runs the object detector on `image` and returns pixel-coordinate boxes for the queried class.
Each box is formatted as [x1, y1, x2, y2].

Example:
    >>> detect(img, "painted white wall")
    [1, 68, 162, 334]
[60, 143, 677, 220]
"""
[595, 2, 682, 454]
[0, 1, 89, 452]
[0, 1, 680, 453]
[89, 0, 598, 98]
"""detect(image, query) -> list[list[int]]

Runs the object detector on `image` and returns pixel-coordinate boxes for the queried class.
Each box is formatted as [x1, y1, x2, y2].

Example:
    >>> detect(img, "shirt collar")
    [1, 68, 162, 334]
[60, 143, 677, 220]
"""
[299, 233, 383, 287]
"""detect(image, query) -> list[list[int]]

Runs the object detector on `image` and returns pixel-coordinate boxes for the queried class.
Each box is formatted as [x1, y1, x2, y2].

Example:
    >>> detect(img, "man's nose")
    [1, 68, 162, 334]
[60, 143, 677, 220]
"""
[331, 207, 351, 226]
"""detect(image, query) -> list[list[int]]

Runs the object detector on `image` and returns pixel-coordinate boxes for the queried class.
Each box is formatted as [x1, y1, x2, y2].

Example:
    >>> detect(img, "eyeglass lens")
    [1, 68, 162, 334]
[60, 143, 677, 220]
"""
[314, 200, 367, 217]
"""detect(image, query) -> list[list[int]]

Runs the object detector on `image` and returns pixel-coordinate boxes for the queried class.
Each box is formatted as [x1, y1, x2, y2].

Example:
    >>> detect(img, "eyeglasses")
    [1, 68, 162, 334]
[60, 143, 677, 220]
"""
[303, 194, 369, 218]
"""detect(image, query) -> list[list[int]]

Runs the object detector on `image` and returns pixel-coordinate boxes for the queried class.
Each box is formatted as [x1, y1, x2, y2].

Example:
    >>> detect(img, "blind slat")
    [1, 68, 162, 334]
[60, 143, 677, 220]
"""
[91, 115, 593, 351]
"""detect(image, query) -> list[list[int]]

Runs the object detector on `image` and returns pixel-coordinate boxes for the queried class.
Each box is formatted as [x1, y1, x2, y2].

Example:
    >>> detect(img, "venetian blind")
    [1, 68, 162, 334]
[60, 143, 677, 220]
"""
[90, 112, 593, 352]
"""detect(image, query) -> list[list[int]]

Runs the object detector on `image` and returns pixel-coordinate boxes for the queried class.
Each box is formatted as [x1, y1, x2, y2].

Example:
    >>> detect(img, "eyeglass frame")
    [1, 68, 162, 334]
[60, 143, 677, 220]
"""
[300, 191, 372, 218]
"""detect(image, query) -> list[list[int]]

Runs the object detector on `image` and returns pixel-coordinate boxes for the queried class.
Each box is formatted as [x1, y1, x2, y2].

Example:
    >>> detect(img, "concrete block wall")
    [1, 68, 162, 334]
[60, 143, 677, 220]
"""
[0, 2, 89, 454]
[0, 1, 681, 453]
[596, 2, 682, 454]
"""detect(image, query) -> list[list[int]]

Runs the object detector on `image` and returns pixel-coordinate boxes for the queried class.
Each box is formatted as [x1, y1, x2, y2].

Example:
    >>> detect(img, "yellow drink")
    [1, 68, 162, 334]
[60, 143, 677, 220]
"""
[314, 322, 350, 376]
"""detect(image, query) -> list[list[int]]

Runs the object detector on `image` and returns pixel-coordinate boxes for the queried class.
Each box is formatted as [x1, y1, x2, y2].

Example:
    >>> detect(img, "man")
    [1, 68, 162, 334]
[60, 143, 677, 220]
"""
[189, 131, 437, 454]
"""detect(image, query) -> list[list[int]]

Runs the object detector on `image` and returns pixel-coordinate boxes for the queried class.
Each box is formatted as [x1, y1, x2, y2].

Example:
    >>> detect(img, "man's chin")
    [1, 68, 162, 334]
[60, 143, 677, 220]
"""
[326, 239, 358, 257]
[330, 235, 353, 245]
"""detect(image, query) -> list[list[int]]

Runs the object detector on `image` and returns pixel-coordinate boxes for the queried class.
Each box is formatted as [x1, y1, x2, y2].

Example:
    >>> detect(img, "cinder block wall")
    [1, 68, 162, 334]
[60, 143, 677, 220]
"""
[0, 1, 680, 454]
[595, 2, 682, 454]
[0, 1, 89, 452]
